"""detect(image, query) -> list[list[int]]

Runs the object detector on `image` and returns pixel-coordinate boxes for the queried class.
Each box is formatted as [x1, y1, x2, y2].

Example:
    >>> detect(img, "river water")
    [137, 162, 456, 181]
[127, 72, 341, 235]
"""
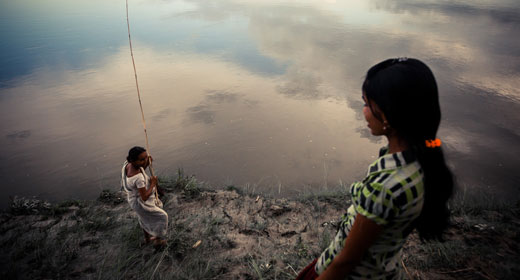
[1, 0, 519, 207]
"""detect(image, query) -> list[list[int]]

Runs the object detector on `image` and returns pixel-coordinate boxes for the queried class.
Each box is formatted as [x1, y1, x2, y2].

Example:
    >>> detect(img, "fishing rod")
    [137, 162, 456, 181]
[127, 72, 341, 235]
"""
[125, 0, 159, 202]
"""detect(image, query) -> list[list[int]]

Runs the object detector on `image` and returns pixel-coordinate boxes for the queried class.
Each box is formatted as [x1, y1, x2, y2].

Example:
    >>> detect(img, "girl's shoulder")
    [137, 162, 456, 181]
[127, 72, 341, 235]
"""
[126, 173, 146, 190]
[365, 160, 422, 190]
[126, 164, 143, 178]
[126, 170, 145, 182]
[355, 156, 422, 200]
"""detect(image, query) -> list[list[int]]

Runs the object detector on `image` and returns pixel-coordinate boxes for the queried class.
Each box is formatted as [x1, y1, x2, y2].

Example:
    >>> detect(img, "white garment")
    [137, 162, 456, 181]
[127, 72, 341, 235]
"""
[121, 161, 168, 237]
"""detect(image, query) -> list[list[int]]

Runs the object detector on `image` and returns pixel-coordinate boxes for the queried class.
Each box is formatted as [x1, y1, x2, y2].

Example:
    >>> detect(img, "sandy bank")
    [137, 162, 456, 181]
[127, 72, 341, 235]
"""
[1, 173, 519, 279]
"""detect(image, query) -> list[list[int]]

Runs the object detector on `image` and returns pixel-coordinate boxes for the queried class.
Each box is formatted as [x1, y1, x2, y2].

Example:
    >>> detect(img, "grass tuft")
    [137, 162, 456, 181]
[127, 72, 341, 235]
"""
[159, 168, 203, 199]
[98, 189, 124, 205]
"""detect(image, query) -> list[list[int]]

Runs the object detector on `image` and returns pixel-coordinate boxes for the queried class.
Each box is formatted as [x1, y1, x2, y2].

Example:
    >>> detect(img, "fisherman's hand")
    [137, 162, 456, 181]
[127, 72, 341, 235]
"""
[150, 176, 158, 187]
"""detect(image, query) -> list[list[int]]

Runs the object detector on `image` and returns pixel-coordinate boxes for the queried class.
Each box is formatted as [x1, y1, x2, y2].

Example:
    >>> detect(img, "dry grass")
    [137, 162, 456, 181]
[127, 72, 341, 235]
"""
[1, 172, 519, 279]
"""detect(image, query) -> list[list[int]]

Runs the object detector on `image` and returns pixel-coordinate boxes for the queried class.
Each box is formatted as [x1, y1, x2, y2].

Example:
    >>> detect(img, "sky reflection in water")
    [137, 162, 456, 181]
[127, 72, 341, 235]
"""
[1, 0, 519, 207]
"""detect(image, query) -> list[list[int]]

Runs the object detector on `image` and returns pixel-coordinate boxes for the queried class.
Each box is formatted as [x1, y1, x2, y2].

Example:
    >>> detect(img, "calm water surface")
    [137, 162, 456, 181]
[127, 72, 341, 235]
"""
[1, 0, 520, 207]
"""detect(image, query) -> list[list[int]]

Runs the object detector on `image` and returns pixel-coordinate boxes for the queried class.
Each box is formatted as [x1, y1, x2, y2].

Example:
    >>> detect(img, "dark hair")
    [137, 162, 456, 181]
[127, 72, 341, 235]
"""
[362, 58, 454, 240]
[127, 146, 146, 162]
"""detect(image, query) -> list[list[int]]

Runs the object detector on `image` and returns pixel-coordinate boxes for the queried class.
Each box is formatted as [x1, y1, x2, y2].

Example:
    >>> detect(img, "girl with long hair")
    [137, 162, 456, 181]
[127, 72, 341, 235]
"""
[297, 58, 454, 279]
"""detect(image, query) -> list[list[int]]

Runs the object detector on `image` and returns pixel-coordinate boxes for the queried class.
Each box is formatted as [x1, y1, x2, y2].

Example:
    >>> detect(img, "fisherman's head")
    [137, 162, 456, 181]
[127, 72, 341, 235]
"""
[127, 146, 149, 168]
[362, 57, 441, 145]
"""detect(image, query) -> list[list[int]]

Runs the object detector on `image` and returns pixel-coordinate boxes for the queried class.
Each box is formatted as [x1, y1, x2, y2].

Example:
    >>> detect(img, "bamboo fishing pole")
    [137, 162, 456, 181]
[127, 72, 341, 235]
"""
[125, 0, 159, 202]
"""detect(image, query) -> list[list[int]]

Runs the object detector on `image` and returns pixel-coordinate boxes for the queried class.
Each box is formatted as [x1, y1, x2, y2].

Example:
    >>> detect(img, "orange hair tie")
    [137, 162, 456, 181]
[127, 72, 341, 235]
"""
[425, 138, 441, 148]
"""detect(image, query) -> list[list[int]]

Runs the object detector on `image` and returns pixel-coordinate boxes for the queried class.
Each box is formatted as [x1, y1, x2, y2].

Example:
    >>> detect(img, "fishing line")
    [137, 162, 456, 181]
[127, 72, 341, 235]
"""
[125, 0, 158, 200]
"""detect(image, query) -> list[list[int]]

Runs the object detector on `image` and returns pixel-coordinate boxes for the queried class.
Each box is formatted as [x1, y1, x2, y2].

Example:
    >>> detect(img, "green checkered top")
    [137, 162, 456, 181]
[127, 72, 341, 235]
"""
[315, 147, 424, 279]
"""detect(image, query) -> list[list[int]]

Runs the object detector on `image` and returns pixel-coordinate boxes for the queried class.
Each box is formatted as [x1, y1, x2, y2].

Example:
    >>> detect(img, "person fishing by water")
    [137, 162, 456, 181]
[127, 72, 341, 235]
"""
[121, 146, 168, 247]
[296, 58, 454, 279]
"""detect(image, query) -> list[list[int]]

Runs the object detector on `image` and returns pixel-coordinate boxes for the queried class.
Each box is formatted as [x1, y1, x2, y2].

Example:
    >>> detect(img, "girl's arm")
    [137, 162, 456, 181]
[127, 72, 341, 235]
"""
[317, 214, 383, 279]
[138, 176, 158, 201]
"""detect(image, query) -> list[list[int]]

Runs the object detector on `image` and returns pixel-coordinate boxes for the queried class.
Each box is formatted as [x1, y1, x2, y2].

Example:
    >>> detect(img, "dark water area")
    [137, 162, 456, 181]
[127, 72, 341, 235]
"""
[1, 0, 519, 208]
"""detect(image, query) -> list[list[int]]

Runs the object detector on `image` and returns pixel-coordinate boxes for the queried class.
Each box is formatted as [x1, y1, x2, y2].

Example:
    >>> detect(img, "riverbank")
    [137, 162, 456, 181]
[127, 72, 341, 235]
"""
[1, 171, 519, 279]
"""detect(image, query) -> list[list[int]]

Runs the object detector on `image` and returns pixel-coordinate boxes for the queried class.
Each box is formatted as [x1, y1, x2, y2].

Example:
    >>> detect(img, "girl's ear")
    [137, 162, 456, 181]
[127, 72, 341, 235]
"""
[370, 101, 391, 131]
[381, 111, 389, 124]
[370, 99, 387, 123]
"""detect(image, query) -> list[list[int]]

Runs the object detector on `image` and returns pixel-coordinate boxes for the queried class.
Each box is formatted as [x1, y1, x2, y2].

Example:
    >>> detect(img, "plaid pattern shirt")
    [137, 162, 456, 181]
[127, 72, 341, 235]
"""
[315, 147, 424, 279]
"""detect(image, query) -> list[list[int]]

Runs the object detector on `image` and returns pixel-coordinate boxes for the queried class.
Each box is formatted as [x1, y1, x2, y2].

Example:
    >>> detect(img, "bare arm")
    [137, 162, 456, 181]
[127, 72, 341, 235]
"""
[138, 176, 158, 201]
[317, 214, 383, 279]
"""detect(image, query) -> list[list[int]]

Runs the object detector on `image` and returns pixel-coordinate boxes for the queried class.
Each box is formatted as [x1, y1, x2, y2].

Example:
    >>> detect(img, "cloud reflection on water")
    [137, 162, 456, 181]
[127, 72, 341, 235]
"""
[1, 0, 520, 205]
[0, 44, 379, 206]
[177, 0, 520, 199]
